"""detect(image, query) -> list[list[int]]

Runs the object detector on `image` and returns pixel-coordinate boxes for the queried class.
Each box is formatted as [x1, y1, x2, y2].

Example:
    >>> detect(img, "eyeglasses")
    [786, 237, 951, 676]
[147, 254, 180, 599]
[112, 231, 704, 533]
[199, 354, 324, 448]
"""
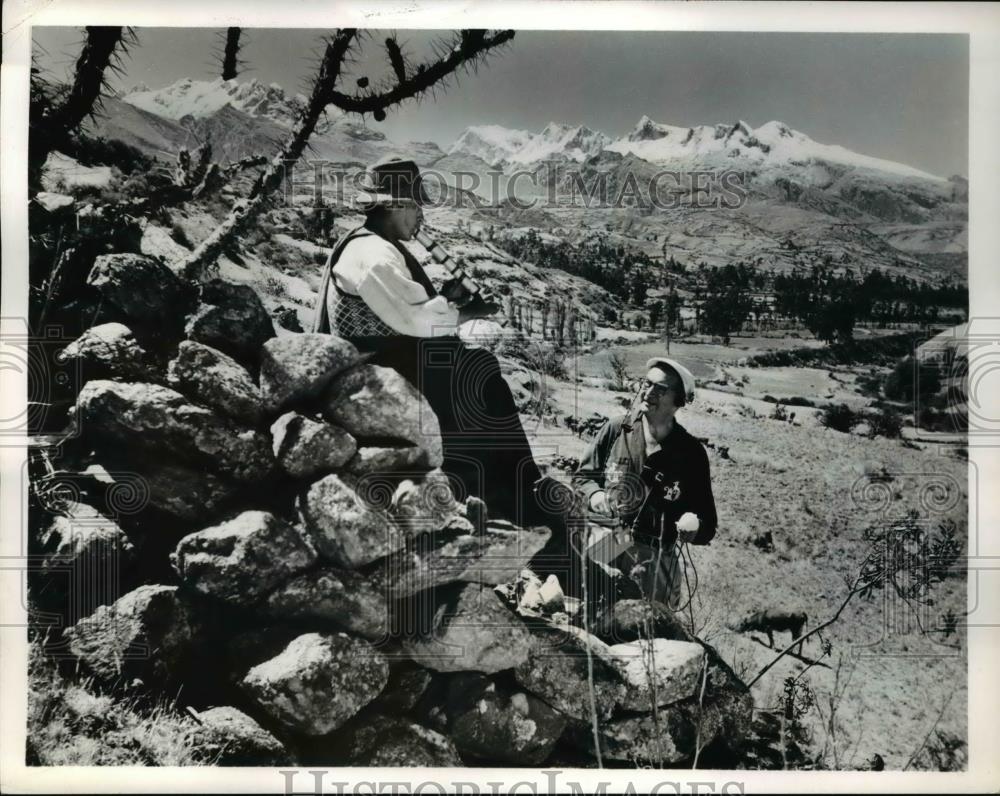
[639, 379, 674, 397]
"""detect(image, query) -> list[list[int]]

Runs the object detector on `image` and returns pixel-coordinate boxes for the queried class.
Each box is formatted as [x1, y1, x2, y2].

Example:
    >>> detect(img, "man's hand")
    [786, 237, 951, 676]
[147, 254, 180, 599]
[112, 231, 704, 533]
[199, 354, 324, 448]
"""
[457, 294, 501, 324]
[589, 490, 615, 517]
[677, 511, 700, 543]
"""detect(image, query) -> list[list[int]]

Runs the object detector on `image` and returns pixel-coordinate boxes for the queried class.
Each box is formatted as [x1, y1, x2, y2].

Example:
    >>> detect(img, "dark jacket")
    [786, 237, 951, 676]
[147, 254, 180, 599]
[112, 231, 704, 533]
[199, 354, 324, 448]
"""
[572, 412, 718, 547]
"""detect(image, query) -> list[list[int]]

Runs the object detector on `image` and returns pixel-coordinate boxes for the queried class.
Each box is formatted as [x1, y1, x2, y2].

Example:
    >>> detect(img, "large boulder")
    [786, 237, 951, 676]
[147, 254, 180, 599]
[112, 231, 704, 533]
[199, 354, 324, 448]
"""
[513, 624, 625, 722]
[32, 190, 75, 216]
[120, 459, 240, 522]
[606, 638, 705, 711]
[193, 706, 287, 765]
[322, 364, 443, 467]
[696, 644, 755, 756]
[401, 583, 533, 674]
[369, 663, 434, 714]
[62, 584, 201, 683]
[389, 470, 465, 535]
[139, 222, 191, 267]
[171, 511, 317, 604]
[298, 473, 405, 568]
[345, 445, 434, 477]
[69, 458, 240, 524]
[342, 716, 463, 767]
[87, 253, 195, 333]
[74, 381, 274, 483]
[445, 673, 567, 765]
[270, 412, 356, 479]
[167, 341, 263, 425]
[571, 636, 753, 764]
[35, 500, 138, 620]
[572, 696, 734, 765]
[264, 568, 389, 642]
[239, 632, 389, 736]
[185, 279, 275, 367]
[259, 334, 362, 414]
[56, 323, 158, 382]
[591, 598, 690, 644]
[572, 706, 698, 765]
[224, 626, 303, 685]
[38, 500, 136, 577]
[594, 601, 754, 751]
[377, 521, 551, 598]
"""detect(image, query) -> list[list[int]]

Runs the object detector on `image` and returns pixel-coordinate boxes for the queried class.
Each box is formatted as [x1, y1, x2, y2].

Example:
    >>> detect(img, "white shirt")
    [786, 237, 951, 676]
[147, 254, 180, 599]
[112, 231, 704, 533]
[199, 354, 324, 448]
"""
[331, 234, 459, 338]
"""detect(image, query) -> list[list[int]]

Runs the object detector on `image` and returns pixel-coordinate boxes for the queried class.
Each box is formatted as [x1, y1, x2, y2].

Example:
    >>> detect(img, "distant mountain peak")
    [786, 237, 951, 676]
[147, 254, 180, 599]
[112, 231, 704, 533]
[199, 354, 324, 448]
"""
[449, 122, 609, 166]
[447, 125, 536, 165]
[604, 114, 944, 182]
[629, 115, 675, 142]
[122, 76, 319, 128]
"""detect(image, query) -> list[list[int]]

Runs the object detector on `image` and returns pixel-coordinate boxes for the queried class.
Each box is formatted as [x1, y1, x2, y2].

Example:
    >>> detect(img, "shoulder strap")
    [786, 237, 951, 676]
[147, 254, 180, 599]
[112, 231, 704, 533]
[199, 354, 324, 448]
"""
[392, 239, 438, 298]
[311, 226, 374, 334]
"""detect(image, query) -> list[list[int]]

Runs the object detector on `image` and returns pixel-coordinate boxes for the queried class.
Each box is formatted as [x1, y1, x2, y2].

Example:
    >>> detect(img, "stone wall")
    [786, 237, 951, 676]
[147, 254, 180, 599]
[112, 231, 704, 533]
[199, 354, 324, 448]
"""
[33, 253, 752, 767]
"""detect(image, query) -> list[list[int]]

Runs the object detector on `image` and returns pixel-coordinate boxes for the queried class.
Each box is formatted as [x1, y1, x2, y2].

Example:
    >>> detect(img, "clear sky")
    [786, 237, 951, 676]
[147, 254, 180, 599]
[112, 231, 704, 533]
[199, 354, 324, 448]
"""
[32, 27, 969, 178]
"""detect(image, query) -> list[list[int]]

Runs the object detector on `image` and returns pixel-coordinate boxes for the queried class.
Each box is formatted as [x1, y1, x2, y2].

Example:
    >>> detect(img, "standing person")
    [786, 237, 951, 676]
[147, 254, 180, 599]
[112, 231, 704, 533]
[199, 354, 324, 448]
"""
[313, 154, 546, 525]
[572, 357, 718, 609]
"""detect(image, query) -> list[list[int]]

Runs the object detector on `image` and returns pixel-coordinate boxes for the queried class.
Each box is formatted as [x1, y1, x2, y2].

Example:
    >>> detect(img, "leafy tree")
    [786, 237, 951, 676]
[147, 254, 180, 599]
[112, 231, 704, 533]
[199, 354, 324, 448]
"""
[648, 301, 662, 330]
[884, 355, 942, 403]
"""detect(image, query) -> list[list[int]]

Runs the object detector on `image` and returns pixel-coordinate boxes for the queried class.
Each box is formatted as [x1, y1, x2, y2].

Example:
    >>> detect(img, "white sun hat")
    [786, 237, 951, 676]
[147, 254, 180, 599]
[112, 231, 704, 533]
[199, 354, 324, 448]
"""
[644, 357, 697, 406]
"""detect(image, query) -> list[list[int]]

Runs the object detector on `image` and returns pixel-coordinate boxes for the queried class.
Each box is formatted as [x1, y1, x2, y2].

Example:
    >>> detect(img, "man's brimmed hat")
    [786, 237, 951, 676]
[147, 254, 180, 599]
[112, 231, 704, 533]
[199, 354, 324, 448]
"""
[645, 357, 696, 406]
[353, 155, 430, 210]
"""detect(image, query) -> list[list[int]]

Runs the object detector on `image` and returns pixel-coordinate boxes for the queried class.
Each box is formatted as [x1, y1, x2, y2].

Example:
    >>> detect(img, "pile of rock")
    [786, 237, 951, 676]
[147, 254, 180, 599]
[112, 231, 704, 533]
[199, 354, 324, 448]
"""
[36, 256, 752, 766]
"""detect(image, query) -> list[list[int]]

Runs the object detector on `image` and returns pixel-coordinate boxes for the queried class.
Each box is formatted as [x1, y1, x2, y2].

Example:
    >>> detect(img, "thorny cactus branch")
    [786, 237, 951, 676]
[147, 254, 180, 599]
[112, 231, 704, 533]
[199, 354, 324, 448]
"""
[222, 27, 243, 81]
[32, 27, 136, 165]
[176, 29, 357, 280]
[50, 27, 130, 133]
[327, 29, 515, 116]
[177, 27, 516, 280]
[386, 36, 407, 83]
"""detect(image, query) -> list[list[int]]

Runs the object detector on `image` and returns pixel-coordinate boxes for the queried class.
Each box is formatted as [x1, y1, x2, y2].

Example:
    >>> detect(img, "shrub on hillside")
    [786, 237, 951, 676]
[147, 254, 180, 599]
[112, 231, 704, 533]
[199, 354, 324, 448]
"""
[820, 403, 862, 433]
[866, 406, 903, 438]
[495, 335, 568, 380]
[762, 395, 816, 408]
[605, 351, 630, 391]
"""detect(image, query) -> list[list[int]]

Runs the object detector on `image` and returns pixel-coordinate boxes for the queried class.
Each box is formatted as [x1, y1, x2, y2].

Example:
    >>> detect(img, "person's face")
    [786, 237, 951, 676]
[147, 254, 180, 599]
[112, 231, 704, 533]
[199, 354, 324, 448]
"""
[388, 203, 423, 240]
[639, 366, 680, 421]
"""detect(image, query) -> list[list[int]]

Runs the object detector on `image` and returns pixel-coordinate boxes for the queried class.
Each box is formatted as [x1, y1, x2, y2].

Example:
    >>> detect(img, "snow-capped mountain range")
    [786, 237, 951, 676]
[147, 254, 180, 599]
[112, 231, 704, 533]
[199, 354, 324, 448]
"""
[120, 77, 948, 184]
[449, 116, 945, 183]
[95, 77, 965, 282]
[124, 77, 315, 128]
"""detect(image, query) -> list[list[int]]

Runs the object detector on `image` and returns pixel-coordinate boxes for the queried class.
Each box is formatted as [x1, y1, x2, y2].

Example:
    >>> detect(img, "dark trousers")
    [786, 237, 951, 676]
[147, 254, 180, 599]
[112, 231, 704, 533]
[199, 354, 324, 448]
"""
[353, 336, 544, 525]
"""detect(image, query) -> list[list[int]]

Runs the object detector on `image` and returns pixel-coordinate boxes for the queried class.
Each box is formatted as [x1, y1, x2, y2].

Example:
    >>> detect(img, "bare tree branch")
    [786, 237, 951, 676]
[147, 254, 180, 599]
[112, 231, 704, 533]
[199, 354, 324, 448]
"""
[747, 572, 864, 689]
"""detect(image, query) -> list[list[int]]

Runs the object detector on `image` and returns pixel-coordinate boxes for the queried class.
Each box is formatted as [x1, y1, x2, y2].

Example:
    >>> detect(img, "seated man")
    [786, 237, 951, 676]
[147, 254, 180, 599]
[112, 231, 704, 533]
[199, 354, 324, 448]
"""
[572, 357, 718, 609]
[313, 154, 545, 525]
